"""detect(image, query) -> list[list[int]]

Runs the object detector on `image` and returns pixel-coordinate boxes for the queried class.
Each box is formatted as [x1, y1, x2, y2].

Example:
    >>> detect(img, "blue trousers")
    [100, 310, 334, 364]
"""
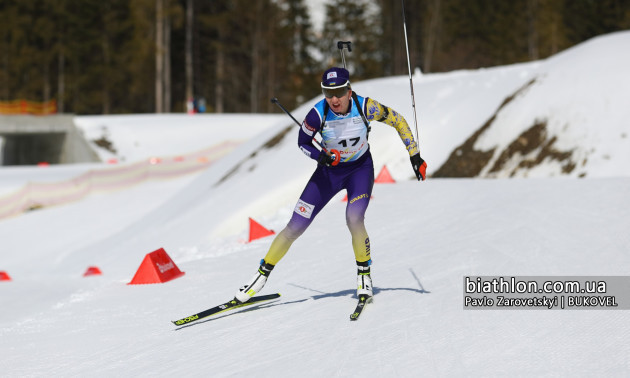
[264, 151, 375, 265]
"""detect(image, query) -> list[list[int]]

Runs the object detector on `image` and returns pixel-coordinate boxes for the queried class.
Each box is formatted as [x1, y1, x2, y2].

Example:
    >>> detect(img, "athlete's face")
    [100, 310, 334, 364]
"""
[325, 88, 352, 114]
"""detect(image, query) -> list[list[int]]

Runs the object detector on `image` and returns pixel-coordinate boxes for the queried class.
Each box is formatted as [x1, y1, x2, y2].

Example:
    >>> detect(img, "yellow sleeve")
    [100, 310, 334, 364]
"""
[365, 98, 419, 156]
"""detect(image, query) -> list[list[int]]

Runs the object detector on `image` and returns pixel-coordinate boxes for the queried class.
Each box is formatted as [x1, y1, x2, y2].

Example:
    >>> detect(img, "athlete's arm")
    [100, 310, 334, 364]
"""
[365, 98, 419, 156]
[297, 108, 324, 161]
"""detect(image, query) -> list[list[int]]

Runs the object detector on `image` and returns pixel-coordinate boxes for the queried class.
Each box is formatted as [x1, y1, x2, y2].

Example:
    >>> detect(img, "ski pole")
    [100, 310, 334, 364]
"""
[337, 41, 352, 69]
[270, 97, 340, 166]
[400, 0, 421, 149]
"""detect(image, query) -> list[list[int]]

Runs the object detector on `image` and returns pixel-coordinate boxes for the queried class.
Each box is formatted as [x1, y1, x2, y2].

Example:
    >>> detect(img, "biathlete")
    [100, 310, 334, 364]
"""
[234, 67, 427, 303]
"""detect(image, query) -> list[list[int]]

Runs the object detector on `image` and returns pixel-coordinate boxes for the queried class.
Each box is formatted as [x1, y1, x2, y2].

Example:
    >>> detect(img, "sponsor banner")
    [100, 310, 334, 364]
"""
[463, 276, 630, 310]
[0, 99, 57, 115]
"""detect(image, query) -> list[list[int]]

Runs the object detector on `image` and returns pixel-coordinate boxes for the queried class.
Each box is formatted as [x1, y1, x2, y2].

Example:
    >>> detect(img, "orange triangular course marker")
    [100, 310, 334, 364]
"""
[128, 248, 185, 285]
[0, 271, 11, 281]
[248, 218, 275, 242]
[83, 266, 102, 277]
[375, 165, 396, 183]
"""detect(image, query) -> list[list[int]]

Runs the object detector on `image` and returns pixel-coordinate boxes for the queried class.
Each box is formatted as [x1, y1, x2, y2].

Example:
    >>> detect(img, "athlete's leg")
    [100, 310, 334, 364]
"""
[262, 214, 310, 265]
[236, 167, 339, 302]
[344, 158, 375, 263]
[263, 167, 338, 265]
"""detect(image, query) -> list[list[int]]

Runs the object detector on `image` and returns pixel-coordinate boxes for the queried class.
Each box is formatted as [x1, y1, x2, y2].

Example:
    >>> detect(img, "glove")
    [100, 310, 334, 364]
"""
[410, 154, 427, 181]
[318, 150, 335, 166]
[317, 150, 340, 167]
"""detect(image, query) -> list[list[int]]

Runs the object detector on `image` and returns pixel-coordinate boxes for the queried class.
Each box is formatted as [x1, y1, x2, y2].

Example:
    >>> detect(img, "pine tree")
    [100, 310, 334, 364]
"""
[281, 0, 320, 108]
[2, 0, 630, 114]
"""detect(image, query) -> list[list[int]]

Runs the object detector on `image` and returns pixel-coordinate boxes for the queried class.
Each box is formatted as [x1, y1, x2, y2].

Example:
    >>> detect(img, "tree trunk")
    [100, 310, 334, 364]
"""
[424, 0, 441, 73]
[43, 62, 51, 105]
[57, 50, 64, 113]
[102, 33, 111, 114]
[155, 0, 164, 113]
[215, 47, 224, 113]
[250, 0, 263, 113]
[528, 0, 539, 60]
[185, 0, 193, 104]
[164, 9, 171, 112]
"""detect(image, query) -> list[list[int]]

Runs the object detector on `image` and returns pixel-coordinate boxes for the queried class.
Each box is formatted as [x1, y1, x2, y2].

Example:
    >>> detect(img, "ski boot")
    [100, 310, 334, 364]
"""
[356, 259, 373, 299]
[234, 259, 274, 303]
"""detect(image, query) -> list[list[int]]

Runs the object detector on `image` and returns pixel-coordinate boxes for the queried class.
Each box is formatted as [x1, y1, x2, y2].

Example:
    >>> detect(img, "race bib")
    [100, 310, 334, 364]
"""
[321, 117, 368, 162]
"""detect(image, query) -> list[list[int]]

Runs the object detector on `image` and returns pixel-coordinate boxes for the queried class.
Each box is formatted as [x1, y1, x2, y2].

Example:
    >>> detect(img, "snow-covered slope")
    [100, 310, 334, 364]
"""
[74, 113, 285, 164]
[1, 178, 629, 376]
[455, 31, 630, 178]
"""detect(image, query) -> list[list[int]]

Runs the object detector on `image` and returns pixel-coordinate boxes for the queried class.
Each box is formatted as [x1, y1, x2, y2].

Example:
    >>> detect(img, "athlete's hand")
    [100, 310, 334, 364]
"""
[317, 150, 340, 167]
[410, 154, 427, 181]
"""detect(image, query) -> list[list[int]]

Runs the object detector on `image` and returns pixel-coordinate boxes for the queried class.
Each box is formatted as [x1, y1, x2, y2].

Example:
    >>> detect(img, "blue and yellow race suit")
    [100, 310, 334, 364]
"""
[263, 93, 419, 265]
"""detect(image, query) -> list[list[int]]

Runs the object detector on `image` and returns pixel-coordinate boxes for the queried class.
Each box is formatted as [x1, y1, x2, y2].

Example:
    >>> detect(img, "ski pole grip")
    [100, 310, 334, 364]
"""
[337, 41, 352, 52]
[330, 149, 341, 166]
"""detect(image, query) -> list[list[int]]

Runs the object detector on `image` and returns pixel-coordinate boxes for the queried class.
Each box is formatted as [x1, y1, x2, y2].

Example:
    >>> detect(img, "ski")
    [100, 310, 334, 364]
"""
[349, 294, 372, 321]
[172, 293, 281, 326]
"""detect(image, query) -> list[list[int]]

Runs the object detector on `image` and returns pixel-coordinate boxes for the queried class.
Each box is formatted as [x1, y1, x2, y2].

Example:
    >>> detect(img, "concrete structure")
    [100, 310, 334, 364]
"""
[0, 115, 99, 165]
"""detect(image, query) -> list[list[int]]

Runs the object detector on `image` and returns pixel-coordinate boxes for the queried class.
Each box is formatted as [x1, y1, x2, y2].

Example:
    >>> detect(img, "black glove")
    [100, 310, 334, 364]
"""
[317, 150, 338, 167]
[410, 154, 427, 181]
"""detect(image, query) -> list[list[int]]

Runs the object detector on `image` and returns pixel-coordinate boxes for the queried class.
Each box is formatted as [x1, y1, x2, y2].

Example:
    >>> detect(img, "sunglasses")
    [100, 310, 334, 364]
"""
[321, 83, 350, 99]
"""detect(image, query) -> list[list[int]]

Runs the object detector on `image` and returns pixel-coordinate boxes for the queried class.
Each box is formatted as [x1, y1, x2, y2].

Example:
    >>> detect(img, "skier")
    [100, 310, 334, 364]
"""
[234, 67, 427, 303]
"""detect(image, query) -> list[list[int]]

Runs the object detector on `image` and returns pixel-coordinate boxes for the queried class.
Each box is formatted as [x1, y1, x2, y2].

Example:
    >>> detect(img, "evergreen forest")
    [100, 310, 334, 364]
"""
[1, 0, 629, 115]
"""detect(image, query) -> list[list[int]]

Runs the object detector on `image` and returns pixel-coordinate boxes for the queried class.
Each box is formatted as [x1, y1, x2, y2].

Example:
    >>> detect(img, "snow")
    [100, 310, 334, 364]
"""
[473, 32, 630, 178]
[74, 113, 285, 164]
[1, 32, 630, 376]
